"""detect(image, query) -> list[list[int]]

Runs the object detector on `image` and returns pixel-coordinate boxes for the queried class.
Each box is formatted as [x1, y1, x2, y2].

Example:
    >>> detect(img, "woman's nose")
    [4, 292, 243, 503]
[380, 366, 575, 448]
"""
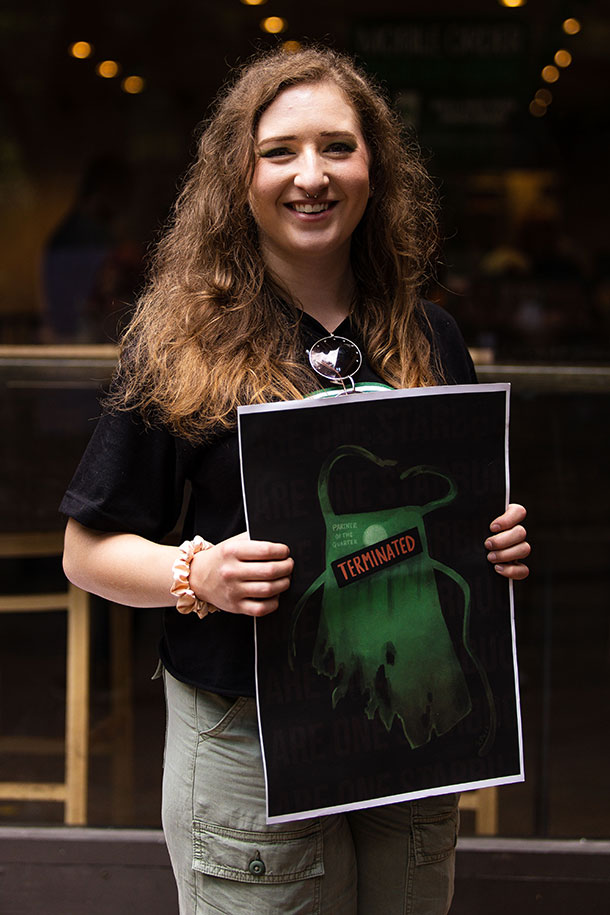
[294, 152, 330, 196]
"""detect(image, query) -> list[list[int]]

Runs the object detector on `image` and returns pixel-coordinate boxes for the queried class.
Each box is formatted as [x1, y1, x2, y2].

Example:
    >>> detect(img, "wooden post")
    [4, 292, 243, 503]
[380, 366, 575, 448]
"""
[64, 585, 91, 824]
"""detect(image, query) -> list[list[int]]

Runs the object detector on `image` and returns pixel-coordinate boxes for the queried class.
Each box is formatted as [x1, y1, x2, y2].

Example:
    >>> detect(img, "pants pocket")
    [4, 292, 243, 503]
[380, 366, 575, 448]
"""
[196, 691, 249, 739]
[193, 818, 324, 883]
[411, 794, 459, 865]
[192, 818, 324, 914]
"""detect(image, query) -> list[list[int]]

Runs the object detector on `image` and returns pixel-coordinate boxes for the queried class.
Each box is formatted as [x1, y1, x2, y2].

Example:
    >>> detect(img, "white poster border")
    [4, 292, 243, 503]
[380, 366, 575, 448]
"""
[238, 382, 524, 825]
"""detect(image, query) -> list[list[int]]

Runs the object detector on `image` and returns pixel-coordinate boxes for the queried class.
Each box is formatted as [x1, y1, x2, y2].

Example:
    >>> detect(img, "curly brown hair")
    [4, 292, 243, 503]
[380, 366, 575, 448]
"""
[111, 46, 441, 440]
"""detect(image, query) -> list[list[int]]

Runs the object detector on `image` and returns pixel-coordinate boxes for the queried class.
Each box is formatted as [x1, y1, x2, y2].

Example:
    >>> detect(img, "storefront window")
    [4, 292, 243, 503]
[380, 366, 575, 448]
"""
[1, 1, 608, 840]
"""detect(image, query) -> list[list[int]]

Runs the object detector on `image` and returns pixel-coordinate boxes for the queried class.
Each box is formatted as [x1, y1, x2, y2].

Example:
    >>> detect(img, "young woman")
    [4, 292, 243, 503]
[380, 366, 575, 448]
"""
[62, 47, 530, 915]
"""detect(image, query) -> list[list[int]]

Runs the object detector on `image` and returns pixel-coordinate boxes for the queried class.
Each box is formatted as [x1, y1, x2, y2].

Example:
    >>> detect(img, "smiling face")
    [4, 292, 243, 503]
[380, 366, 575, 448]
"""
[248, 81, 371, 273]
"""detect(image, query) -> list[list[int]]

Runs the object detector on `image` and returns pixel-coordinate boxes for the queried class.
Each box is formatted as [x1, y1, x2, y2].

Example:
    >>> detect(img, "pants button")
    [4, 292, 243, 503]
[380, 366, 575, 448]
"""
[248, 853, 266, 877]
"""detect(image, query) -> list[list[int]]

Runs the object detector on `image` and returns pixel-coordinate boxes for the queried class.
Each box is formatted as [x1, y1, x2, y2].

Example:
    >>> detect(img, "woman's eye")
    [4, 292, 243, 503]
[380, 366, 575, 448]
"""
[326, 141, 356, 154]
[259, 147, 293, 159]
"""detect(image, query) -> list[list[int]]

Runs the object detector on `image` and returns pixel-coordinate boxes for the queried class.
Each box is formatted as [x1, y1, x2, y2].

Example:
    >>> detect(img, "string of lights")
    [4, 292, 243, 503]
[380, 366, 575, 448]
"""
[240, 0, 301, 52]
[497, 2, 582, 119]
[530, 16, 581, 118]
[68, 39, 146, 95]
[68, 6, 584, 112]
[67, 3, 302, 97]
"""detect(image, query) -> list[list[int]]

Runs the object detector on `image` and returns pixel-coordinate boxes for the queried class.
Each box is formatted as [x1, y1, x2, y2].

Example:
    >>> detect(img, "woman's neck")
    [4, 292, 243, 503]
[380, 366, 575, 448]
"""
[263, 248, 356, 333]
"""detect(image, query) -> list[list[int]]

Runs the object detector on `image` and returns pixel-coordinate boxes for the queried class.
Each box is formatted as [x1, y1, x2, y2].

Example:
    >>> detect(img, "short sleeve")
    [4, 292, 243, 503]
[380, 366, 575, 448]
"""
[60, 409, 189, 540]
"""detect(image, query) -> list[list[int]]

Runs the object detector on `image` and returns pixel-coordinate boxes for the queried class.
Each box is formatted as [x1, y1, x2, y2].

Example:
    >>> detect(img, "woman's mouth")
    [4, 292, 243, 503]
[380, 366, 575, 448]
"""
[288, 202, 335, 214]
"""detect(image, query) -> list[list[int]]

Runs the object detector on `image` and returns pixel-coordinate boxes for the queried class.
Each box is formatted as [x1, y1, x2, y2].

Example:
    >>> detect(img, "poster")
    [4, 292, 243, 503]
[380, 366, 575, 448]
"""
[238, 384, 524, 824]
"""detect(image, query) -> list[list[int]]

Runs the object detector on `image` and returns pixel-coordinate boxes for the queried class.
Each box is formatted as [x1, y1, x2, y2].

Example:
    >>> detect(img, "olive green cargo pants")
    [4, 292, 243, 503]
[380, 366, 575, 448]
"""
[162, 670, 458, 915]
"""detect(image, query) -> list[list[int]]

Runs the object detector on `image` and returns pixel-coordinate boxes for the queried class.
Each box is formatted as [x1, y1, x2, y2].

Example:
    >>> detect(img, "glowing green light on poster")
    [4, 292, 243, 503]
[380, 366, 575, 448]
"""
[291, 446, 495, 754]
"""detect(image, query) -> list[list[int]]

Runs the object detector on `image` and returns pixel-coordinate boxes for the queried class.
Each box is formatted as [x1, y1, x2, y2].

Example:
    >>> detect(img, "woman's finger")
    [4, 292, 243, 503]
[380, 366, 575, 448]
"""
[493, 561, 530, 581]
[222, 535, 292, 563]
[220, 557, 294, 583]
[486, 541, 531, 564]
[489, 503, 527, 533]
[228, 575, 293, 601]
[485, 525, 528, 553]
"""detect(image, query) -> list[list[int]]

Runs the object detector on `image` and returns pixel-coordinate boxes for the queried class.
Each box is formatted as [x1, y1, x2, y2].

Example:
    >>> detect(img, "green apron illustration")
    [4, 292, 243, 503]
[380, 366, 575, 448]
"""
[291, 445, 495, 754]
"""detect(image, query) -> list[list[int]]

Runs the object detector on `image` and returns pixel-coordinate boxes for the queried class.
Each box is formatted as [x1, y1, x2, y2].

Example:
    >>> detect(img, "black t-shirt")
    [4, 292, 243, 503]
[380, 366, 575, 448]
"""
[60, 301, 476, 696]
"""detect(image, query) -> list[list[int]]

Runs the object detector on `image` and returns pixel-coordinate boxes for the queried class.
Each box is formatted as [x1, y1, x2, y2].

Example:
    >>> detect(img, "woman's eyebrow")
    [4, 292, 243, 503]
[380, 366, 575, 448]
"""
[257, 134, 297, 145]
[257, 130, 359, 146]
[319, 130, 359, 140]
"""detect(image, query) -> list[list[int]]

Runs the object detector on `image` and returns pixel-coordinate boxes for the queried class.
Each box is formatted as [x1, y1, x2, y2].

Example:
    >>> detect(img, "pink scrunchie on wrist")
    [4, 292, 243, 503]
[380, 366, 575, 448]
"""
[170, 535, 219, 620]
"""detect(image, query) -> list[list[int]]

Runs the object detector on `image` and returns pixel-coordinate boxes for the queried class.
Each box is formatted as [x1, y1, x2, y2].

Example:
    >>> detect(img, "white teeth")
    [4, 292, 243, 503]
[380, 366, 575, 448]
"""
[292, 203, 330, 213]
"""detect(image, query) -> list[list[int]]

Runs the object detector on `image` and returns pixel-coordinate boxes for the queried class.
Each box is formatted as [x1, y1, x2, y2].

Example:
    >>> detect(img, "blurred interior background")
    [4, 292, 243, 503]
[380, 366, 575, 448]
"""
[0, 0, 608, 841]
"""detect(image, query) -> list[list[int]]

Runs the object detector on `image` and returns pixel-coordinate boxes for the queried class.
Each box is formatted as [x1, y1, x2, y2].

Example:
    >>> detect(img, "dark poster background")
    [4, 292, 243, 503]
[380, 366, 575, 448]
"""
[238, 384, 523, 823]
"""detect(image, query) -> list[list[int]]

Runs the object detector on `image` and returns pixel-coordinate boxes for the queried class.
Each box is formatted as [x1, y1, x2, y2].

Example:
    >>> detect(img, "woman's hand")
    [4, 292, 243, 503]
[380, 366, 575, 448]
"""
[485, 503, 530, 580]
[190, 532, 294, 617]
